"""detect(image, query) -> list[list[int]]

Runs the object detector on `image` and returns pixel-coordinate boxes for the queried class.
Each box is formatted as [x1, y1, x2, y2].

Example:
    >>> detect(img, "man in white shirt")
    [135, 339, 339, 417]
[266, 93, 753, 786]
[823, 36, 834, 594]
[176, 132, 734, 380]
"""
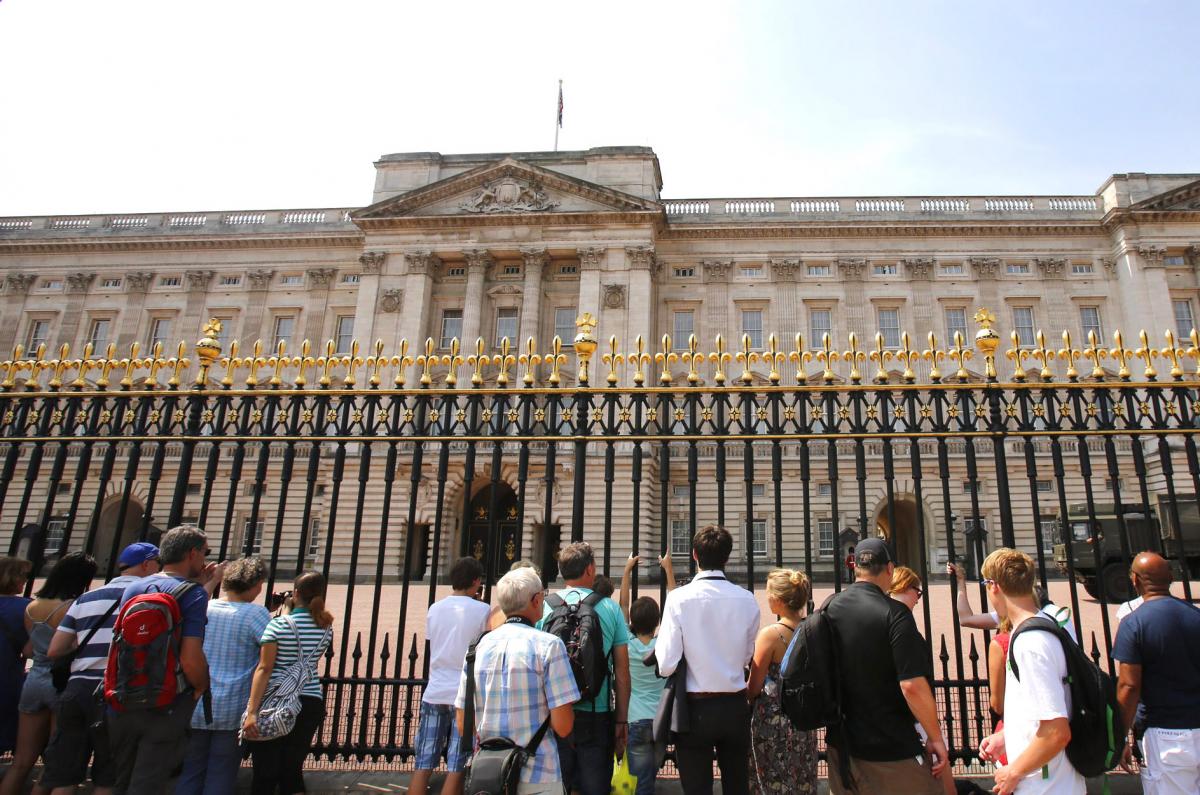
[979, 548, 1084, 795]
[656, 525, 760, 795]
[412, 557, 491, 795]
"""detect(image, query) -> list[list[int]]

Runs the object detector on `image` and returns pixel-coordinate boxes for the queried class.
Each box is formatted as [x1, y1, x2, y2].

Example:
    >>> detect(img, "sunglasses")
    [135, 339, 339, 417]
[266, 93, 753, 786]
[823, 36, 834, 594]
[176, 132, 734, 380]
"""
[911, 587, 924, 600]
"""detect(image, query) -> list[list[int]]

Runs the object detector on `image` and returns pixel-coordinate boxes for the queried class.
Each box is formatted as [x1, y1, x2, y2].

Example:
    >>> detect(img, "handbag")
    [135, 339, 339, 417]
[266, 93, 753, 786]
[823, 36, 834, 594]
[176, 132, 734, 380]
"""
[51, 598, 120, 693]
[241, 615, 330, 741]
[460, 631, 552, 795]
[610, 751, 638, 794]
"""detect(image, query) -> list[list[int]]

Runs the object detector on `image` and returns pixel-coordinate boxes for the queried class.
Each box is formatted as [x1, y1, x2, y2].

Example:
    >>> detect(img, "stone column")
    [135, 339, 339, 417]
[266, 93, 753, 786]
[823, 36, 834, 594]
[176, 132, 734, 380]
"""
[117, 272, 157, 350]
[577, 247, 605, 329]
[461, 249, 492, 347]
[354, 252, 386, 345]
[246, 269, 276, 343]
[60, 273, 96, 351]
[770, 259, 801, 376]
[399, 251, 440, 348]
[518, 247, 547, 347]
[0, 273, 36, 354]
[835, 259, 866, 342]
[303, 268, 339, 346]
[1035, 259, 1070, 337]
[969, 258, 1001, 339]
[179, 270, 215, 348]
[701, 260, 731, 349]
[1115, 245, 1174, 348]
[625, 246, 656, 350]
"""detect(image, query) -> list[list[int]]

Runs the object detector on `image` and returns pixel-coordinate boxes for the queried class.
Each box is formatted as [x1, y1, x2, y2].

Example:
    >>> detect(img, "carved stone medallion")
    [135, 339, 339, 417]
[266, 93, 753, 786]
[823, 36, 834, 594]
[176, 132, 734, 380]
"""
[379, 289, 404, 313]
[459, 178, 560, 214]
[603, 284, 626, 310]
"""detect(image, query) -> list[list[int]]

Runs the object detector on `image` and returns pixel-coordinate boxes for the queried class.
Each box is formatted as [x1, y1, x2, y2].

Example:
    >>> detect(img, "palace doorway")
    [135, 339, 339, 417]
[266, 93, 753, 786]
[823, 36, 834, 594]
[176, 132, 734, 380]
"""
[463, 483, 522, 584]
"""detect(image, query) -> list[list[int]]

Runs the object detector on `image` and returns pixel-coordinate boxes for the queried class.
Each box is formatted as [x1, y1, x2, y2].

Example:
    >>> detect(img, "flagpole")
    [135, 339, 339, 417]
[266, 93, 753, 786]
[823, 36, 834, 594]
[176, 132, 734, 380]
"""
[554, 79, 562, 151]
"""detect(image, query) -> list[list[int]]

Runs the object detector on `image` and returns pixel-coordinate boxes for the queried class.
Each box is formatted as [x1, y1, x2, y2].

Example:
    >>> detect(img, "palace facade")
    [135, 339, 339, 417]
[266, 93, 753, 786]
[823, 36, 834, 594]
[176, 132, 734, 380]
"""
[2, 147, 1200, 582]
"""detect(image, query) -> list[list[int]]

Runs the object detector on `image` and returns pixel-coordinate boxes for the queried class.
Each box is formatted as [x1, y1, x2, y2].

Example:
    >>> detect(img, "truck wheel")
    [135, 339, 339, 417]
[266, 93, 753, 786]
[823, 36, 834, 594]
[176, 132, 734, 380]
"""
[1081, 577, 1099, 599]
[1101, 563, 1135, 603]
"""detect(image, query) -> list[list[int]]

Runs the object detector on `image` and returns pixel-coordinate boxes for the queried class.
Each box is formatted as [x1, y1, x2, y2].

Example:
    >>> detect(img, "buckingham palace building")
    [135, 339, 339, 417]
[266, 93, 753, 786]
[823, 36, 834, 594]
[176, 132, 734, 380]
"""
[2, 146, 1200, 585]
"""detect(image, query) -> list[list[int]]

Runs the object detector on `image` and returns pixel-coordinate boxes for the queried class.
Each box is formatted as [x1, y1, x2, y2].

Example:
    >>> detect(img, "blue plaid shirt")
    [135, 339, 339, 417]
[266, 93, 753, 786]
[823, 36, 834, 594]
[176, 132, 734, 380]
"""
[192, 599, 270, 731]
[455, 621, 580, 784]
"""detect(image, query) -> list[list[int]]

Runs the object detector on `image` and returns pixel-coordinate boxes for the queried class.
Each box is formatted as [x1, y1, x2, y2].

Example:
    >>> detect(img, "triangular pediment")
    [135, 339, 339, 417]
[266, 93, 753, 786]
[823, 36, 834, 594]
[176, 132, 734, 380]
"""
[353, 158, 660, 221]
[1130, 178, 1200, 211]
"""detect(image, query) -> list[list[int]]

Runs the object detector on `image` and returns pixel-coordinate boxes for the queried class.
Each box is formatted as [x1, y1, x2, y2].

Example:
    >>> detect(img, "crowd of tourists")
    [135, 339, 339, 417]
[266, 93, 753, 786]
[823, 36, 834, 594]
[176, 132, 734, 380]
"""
[0, 527, 334, 795]
[1, 520, 1197, 795]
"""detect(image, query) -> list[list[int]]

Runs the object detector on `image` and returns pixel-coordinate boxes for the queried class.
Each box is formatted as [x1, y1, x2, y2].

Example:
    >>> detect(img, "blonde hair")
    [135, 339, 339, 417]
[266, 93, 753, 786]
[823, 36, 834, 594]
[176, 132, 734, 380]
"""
[766, 569, 810, 612]
[289, 571, 334, 629]
[888, 566, 922, 595]
[981, 548, 1035, 597]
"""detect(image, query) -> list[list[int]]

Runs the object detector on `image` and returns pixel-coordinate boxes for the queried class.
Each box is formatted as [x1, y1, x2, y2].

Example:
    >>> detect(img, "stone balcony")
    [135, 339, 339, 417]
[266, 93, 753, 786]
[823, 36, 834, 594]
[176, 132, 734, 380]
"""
[661, 194, 1103, 221]
[0, 208, 359, 239]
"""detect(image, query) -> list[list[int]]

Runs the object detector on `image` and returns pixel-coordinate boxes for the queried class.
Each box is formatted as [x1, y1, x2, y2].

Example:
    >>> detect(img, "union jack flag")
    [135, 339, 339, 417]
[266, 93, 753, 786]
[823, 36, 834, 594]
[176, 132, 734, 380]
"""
[557, 82, 563, 128]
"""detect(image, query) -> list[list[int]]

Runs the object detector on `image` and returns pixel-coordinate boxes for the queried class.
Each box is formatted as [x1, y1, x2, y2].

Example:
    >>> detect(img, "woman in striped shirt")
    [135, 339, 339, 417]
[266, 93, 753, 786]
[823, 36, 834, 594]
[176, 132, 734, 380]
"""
[242, 571, 334, 795]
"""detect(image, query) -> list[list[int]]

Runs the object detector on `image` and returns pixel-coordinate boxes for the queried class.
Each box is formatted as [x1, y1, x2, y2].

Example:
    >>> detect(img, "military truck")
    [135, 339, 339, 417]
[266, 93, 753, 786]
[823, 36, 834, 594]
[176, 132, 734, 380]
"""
[1053, 495, 1200, 602]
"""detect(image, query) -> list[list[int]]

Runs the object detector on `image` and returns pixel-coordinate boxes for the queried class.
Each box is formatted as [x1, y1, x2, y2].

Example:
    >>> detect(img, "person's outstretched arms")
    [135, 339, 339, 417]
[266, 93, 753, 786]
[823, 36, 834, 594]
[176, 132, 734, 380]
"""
[660, 552, 676, 592]
[619, 554, 639, 620]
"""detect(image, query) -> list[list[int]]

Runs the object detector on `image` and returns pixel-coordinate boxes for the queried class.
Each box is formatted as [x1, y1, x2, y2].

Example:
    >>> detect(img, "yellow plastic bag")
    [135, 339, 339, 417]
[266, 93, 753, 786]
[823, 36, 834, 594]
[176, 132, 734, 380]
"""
[610, 752, 638, 795]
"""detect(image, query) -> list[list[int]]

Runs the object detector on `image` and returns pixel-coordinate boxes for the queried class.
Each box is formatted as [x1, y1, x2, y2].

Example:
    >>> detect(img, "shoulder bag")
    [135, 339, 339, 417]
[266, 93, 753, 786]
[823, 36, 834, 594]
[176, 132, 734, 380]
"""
[51, 598, 120, 693]
[241, 615, 331, 741]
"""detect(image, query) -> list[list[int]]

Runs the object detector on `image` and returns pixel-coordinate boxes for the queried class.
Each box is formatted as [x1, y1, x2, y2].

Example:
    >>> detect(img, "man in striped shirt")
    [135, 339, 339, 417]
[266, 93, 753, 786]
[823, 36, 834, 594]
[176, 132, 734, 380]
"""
[40, 542, 161, 794]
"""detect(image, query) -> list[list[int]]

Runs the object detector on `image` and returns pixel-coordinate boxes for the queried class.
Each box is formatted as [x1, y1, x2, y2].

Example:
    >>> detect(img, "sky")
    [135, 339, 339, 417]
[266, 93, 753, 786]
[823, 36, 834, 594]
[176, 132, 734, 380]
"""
[1, 1, 1198, 215]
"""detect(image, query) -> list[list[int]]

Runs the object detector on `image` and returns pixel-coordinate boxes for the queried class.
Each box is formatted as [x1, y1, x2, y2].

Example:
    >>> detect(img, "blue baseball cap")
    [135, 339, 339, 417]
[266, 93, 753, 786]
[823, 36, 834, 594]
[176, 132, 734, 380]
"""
[117, 542, 160, 569]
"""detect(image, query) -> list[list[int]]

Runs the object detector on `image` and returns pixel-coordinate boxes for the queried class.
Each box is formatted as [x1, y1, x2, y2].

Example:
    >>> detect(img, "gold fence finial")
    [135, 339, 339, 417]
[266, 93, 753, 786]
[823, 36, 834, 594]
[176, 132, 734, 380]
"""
[519, 337, 540, 386]
[547, 336, 566, 386]
[1135, 330, 1158, 380]
[469, 338, 487, 387]
[924, 332, 945, 382]
[495, 336, 516, 386]
[1032, 331, 1054, 382]
[195, 318, 223, 387]
[1109, 330, 1131, 381]
[790, 333, 811, 383]
[845, 332, 865, 384]
[868, 333, 889, 385]
[1006, 332, 1027, 382]
[632, 335, 650, 386]
[0, 344, 22, 390]
[1083, 331, 1106, 381]
[71, 343, 95, 389]
[269, 341, 288, 387]
[441, 338, 464, 387]
[973, 307, 1000, 381]
[119, 342, 141, 389]
[342, 339, 364, 388]
[709, 335, 730, 386]
[418, 338, 437, 387]
[656, 335, 677, 385]
[736, 334, 757, 385]
[97, 343, 120, 389]
[368, 340, 387, 387]
[686, 334, 704, 384]
[394, 339, 413, 388]
[49, 343, 72, 390]
[144, 342, 166, 389]
[949, 331, 972, 382]
[897, 331, 918, 384]
[574, 312, 598, 386]
[765, 334, 784, 384]
[817, 333, 839, 384]
[602, 336, 622, 386]
[1058, 330, 1080, 381]
[1162, 329, 1185, 380]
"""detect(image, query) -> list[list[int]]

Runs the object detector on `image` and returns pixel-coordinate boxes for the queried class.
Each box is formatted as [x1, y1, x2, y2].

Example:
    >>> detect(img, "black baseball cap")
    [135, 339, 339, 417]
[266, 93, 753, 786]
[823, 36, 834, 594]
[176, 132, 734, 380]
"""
[855, 537, 895, 567]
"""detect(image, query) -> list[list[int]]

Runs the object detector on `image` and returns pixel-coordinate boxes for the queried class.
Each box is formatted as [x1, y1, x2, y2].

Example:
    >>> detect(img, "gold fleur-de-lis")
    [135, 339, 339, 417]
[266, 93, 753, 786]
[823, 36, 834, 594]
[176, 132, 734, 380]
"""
[97, 343, 120, 389]
[868, 333, 891, 384]
[896, 332, 919, 384]
[655, 335, 678, 385]
[948, 331, 973, 382]
[1162, 329, 1185, 380]
[25, 343, 50, 390]
[493, 337, 517, 387]
[292, 340, 315, 388]
[318, 340, 339, 388]
[168, 341, 189, 389]
[764, 334, 786, 384]
[1110, 330, 1133, 381]
[924, 332, 945, 383]
[245, 340, 269, 387]
[1057, 330, 1081, 381]
[546, 336, 567, 386]
[708, 335, 731, 386]
[417, 338, 438, 387]
[519, 337, 542, 386]
[1135, 330, 1158, 380]
[440, 337, 464, 387]
[1005, 331, 1027, 382]
[735, 334, 758, 385]
[844, 333, 867, 384]
[1188, 330, 1200, 380]
[269, 340, 289, 387]
[48, 343, 72, 390]
[1083, 331, 1106, 381]
[789, 333, 812, 384]
[142, 342, 167, 389]
[683, 335, 704, 385]
[601, 336, 623, 387]
[394, 339, 413, 388]
[467, 337, 488, 387]
[367, 340, 388, 387]
[0, 344, 23, 390]
[816, 333, 840, 384]
[341, 340, 365, 388]
[219, 340, 241, 388]
[1031, 331, 1055, 382]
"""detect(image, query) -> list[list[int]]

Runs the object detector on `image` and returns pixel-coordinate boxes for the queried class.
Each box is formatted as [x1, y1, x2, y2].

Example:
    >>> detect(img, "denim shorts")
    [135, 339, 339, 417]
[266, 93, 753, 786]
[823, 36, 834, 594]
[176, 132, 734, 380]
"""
[414, 701, 469, 772]
[18, 668, 58, 713]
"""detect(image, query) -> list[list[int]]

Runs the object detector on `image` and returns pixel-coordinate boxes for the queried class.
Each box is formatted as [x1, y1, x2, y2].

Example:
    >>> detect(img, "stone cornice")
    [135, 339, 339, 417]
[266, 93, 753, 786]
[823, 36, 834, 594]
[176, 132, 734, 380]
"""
[0, 233, 363, 256]
[353, 210, 663, 232]
[659, 221, 1113, 240]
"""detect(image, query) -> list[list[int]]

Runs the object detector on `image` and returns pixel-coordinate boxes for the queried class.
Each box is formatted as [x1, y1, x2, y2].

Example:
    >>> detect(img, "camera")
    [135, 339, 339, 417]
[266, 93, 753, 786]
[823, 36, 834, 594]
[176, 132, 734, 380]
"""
[267, 590, 292, 611]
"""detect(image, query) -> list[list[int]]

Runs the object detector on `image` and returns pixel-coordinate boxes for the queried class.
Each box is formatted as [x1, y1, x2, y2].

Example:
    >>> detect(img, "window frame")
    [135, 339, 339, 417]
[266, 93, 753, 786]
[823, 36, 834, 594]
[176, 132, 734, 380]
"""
[553, 307, 576, 347]
[494, 307, 519, 347]
[334, 315, 355, 355]
[1173, 299, 1195, 341]
[439, 309, 463, 350]
[672, 310, 695, 350]
[877, 307, 901, 349]
[1012, 306, 1035, 346]
[25, 318, 50, 352]
[87, 317, 113, 351]
[670, 519, 691, 556]
[817, 519, 835, 556]
[750, 519, 768, 559]
[1079, 305, 1103, 343]
[272, 315, 296, 351]
[944, 307, 968, 343]
[147, 316, 173, 351]
[740, 309, 764, 350]
[809, 308, 832, 345]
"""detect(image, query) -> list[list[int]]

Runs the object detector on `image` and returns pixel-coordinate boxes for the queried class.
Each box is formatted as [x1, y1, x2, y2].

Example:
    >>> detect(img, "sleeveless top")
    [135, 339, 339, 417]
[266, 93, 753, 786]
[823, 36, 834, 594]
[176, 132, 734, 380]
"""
[26, 600, 71, 672]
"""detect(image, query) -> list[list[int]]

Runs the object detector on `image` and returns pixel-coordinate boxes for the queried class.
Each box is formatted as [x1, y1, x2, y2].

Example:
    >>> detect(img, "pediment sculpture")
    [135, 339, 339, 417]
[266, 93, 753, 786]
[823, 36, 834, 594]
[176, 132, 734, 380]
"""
[459, 177, 560, 214]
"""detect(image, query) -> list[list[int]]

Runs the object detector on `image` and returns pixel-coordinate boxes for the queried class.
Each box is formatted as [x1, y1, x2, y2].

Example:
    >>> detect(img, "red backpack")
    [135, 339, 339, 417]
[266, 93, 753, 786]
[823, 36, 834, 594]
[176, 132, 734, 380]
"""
[104, 580, 199, 711]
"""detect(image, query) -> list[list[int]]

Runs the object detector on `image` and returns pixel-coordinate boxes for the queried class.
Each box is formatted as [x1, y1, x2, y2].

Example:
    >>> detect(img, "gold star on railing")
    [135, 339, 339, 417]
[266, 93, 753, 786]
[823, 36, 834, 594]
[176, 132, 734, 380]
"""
[456, 409, 467, 423]
[173, 409, 185, 424]
[810, 406, 824, 420]
[591, 408, 603, 423]
[756, 406, 769, 421]
[378, 409, 389, 424]
[1138, 402, 1151, 416]
[251, 410, 263, 424]
[325, 409, 337, 423]
[1112, 404, 1125, 418]
[619, 407, 633, 423]
[975, 405, 987, 418]
[561, 409, 573, 423]
[1165, 402, 1178, 416]
[920, 404, 932, 419]
[1005, 403, 1018, 418]
[123, 411, 136, 426]
[838, 406, 850, 420]
[893, 405, 906, 419]
[647, 407, 659, 422]
[403, 409, 414, 423]
[480, 409, 493, 423]
[51, 410, 64, 425]
[534, 408, 546, 423]
[675, 407, 686, 422]
[866, 405, 878, 420]
[783, 406, 796, 421]
[947, 406, 960, 419]
[729, 407, 742, 421]
[1086, 404, 1098, 418]
[27, 410, 40, 425]
[701, 407, 714, 423]
[1059, 404, 1072, 417]
[147, 410, 159, 424]
[2, 411, 14, 426]
[1033, 404, 1045, 418]
[201, 410, 213, 424]
[428, 409, 440, 423]
[507, 408, 519, 423]
[1191, 400, 1200, 416]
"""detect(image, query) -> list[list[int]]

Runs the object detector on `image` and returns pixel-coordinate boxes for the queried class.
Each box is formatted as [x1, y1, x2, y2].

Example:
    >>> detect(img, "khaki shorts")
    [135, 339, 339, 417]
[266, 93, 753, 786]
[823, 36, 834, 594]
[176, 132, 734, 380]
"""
[827, 745, 943, 795]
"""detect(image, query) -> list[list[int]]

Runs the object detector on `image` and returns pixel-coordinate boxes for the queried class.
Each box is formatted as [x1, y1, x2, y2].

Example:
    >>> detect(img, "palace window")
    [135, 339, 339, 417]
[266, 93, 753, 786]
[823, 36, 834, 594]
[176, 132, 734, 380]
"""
[44, 517, 67, 558]
[101, 278, 122, 289]
[740, 266, 764, 278]
[1006, 262, 1030, 275]
[673, 266, 695, 278]
[554, 308, 576, 346]
[810, 309, 832, 344]
[1012, 307, 1035, 346]
[1071, 263, 1094, 275]
[502, 264, 522, 276]
[673, 311, 694, 350]
[807, 264, 831, 277]
[877, 308, 901, 348]
[817, 482, 832, 497]
[1039, 517, 1057, 553]
[559, 264, 578, 275]
[963, 480, 981, 495]
[940, 263, 964, 276]
[818, 519, 835, 556]
[341, 273, 361, 284]
[334, 316, 355, 354]
[147, 317, 171, 350]
[26, 319, 49, 351]
[750, 483, 766, 498]
[273, 316, 295, 350]
[40, 279, 63, 290]
[872, 263, 898, 276]
[87, 318, 111, 350]
[446, 267, 466, 277]
[945, 307, 968, 343]
[242, 519, 263, 556]
[1079, 306, 1103, 342]
[751, 519, 767, 559]
[440, 310, 463, 349]
[1173, 299, 1195, 340]
[670, 519, 691, 556]
[308, 518, 322, 558]
[1165, 256, 1187, 266]
[741, 310, 764, 349]
[494, 308, 518, 346]
[219, 275, 241, 287]
[1036, 480, 1053, 493]
[671, 484, 691, 501]
[159, 276, 182, 287]
[280, 274, 304, 287]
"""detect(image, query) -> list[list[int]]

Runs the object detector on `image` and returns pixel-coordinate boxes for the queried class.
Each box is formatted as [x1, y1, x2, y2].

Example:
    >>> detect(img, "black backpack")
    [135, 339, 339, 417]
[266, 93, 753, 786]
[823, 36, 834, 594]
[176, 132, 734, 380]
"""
[779, 607, 842, 731]
[542, 591, 609, 704]
[1009, 616, 1125, 778]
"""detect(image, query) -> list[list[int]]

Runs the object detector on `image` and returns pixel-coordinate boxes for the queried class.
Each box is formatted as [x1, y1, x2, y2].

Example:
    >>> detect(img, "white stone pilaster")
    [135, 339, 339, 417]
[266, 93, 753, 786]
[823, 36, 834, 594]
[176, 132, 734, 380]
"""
[461, 249, 492, 347]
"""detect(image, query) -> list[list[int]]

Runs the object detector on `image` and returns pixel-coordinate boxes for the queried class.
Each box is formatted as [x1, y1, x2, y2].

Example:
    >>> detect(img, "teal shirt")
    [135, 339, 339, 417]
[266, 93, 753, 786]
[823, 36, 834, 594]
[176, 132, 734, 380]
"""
[627, 635, 664, 723]
[537, 586, 630, 712]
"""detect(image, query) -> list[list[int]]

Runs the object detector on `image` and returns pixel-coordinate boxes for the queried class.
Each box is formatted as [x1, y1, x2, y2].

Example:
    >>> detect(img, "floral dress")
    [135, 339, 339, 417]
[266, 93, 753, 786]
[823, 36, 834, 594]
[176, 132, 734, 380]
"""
[748, 662, 818, 794]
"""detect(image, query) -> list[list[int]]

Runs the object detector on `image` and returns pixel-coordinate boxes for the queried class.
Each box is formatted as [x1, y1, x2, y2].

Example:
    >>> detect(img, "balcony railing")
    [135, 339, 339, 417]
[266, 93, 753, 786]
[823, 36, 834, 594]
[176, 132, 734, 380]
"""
[662, 194, 1101, 220]
[0, 208, 358, 237]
